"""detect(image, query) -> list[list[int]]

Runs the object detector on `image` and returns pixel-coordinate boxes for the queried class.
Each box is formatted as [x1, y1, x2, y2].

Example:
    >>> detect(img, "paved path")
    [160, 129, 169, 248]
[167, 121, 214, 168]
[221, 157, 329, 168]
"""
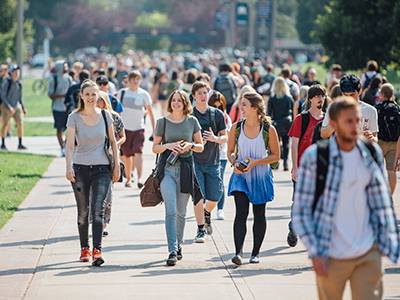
[1, 136, 60, 157]
[0, 138, 399, 300]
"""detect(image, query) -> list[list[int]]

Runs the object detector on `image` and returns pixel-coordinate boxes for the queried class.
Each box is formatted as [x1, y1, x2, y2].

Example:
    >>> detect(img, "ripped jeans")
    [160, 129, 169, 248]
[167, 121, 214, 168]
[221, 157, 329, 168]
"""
[72, 164, 111, 250]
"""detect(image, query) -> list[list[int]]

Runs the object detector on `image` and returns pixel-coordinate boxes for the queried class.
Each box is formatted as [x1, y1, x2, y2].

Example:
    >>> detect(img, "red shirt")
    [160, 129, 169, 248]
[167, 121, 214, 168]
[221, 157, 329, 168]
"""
[288, 113, 324, 166]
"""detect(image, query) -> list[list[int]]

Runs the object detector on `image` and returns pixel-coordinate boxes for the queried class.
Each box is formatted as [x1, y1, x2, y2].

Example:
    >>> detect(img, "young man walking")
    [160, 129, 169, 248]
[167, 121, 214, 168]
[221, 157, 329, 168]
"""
[375, 83, 400, 194]
[48, 60, 73, 157]
[287, 84, 326, 247]
[321, 74, 378, 143]
[118, 70, 155, 188]
[293, 97, 400, 300]
[192, 81, 227, 242]
[0, 65, 27, 150]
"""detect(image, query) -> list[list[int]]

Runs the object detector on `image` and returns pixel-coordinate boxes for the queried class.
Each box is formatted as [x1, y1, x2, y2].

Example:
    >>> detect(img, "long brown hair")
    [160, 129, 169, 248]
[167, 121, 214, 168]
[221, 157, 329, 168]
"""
[242, 92, 271, 125]
[76, 79, 98, 112]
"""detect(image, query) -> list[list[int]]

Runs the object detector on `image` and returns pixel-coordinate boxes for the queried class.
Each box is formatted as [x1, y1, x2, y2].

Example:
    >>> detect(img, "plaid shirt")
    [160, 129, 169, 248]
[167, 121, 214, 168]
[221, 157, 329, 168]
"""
[292, 136, 400, 263]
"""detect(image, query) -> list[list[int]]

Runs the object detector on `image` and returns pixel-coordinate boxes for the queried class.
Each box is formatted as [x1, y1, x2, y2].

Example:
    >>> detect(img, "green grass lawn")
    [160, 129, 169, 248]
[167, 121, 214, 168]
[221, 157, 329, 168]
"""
[23, 77, 52, 117]
[0, 152, 53, 228]
[10, 121, 54, 136]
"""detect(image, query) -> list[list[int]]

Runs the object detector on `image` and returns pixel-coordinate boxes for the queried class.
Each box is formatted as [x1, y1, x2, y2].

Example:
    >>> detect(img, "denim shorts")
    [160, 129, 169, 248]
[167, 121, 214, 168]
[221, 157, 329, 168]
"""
[194, 162, 222, 201]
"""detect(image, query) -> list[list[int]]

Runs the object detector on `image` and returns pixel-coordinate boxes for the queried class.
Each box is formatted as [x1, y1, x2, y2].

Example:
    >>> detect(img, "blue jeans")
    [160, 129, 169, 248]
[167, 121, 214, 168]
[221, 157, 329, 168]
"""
[160, 163, 190, 253]
[218, 160, 228, 210]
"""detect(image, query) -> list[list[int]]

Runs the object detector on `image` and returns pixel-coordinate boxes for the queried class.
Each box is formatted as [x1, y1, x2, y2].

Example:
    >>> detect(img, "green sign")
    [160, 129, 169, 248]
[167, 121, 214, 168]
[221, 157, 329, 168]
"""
[236, 2, 249, 26]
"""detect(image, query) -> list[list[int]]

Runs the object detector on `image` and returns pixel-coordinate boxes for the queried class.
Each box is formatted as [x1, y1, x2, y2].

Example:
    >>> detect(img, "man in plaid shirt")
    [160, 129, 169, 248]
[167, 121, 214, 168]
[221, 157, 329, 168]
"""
[293, 97, 400, 300]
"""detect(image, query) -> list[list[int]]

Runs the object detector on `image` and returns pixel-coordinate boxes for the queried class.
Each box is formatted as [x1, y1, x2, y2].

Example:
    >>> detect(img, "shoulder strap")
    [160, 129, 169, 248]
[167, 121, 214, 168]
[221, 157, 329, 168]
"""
[101, 110, 110, 148]
[234, 120, 243, 159]
[313, 139, 330, 213]
[6, 78, 13, 97]
[53, 75, 58, 95]
[362, 140, 378, 164]
[300, 111, 310, 142]
[209, 108, 217, 133]
[120, 89, 126, 104]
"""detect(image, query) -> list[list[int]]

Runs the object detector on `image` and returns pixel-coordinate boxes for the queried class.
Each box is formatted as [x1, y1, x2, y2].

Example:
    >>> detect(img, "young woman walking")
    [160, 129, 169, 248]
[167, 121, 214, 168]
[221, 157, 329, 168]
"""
[65, 80, 120, 266]
[227, 92, 280, 265]
[152, 90, 204, 266]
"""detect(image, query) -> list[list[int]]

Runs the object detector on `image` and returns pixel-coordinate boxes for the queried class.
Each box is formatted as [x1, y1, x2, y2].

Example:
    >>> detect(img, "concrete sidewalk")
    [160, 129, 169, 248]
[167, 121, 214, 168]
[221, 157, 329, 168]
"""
[0, 140, 399, 299]
[1, 136, 60, 157]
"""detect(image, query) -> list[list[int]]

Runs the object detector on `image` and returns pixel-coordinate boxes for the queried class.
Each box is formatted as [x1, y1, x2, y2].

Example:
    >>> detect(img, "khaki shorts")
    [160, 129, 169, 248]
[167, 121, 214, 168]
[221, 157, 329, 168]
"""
[0, 103, 23, 126]
[378, 140, 397, 171]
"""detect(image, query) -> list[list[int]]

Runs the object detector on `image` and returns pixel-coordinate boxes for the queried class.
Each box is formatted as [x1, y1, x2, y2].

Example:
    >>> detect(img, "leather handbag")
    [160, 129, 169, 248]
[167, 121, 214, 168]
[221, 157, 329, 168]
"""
[140, 118, 166, 207]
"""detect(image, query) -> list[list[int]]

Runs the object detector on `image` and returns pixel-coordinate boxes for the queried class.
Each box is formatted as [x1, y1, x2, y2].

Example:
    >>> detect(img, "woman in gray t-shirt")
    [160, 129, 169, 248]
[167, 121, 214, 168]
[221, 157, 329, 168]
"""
[65, 80, 120, 267]
[152, 90, 204, 266]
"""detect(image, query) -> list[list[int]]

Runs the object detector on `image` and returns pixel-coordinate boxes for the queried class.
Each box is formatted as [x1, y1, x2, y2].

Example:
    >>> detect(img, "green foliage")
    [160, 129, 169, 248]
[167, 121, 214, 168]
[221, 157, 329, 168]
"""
[296, 0, 329, 44]
[277, 0, 299, 39]
[315, 0, 400, 69]
[0, 0, 34, 62]
[135, 11, 170, 29]
[121, 34, 137, 54]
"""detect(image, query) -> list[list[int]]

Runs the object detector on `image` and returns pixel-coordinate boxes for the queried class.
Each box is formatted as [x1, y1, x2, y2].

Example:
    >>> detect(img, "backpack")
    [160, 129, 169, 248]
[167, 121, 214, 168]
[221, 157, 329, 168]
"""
[214, 75, 237, 105]
[376, 101, 400, 142]
[119, 89, 126, 104]
[2, 78, 22, 104]
[235, 120, 279, 170]
[312, 139, 378, 213]
[363, 73, 377, 90]
[299, 111, 324, 144]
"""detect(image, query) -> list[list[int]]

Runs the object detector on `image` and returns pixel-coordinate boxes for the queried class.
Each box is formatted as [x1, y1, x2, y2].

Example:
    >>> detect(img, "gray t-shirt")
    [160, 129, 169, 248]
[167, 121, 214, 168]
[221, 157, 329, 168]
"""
[155, 116, 201, 158]
[192, 107, 227, 165]
[67, 110, 113, 165]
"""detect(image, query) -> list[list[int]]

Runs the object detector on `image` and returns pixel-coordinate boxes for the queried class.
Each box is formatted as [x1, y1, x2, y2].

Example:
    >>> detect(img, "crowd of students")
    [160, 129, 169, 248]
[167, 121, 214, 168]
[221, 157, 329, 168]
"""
[1, 53, 399, 299]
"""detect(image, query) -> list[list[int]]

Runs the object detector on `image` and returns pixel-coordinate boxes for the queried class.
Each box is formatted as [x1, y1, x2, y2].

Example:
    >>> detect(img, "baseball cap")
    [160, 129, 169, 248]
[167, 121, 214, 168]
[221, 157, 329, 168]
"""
[10, 64, 20, 72]
[96, 75, 109, 85]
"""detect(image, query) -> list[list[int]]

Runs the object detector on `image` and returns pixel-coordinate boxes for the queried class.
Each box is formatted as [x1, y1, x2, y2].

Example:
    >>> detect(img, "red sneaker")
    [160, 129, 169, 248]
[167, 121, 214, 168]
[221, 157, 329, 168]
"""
[92, 248, 104, 267]
[80, 247, 91, 262]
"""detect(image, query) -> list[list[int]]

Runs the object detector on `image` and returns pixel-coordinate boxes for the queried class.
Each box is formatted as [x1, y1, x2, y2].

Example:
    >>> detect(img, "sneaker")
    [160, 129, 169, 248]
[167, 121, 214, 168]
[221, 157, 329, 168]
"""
[92, 248, 104, 267]
[249, 256, 260, 264]
[17, 144, 27, 150]
[287, 229, 298, 247]
[1, 144, 7, 151]
[166, 252, 177, 266]
[283, 160, 289, 171]
[194, 228, 206, 243]
[231, 255, 243, 266]
[102, 230, 109, 237]
[79, 247, 91, 262]
[217, 209, 225, 220]
[137, 182, 144, 189]
[177, 247, 183, 261]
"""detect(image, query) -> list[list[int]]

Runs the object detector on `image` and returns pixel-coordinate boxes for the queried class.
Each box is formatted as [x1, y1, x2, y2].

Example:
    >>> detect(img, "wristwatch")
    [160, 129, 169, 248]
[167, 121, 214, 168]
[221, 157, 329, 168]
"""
[190, 142, 195, 149]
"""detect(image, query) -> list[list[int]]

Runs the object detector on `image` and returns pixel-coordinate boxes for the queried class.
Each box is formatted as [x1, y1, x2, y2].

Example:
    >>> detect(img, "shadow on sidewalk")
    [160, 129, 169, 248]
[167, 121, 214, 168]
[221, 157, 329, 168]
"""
[268, 206, 291, 211]
[130, 264, 227, 278]
[103, 243, 165, 252]
[0, 235, 78, 248]
[230, 266, 313, 277]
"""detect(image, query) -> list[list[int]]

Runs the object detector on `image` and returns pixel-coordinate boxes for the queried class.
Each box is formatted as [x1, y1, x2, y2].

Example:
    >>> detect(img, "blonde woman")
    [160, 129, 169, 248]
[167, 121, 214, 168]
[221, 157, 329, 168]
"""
[65, 80, 119, 266]
[267, 77, 293, 171]
[97, 91, 126, 236]
[229, 85, 256, 123]
[293, 85, 309, 117]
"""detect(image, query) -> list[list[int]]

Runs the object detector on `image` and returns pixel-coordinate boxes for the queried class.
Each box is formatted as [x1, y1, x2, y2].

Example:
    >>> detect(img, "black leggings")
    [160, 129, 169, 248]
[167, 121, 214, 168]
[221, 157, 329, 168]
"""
[233, 192, 266, 257]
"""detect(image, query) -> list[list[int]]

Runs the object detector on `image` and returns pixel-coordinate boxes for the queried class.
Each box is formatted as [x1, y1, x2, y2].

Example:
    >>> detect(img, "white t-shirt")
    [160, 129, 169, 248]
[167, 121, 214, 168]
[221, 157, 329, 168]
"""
[322, 101, 379, 133]
[118, 87, 152, 131]
[329, 147, 374, 259]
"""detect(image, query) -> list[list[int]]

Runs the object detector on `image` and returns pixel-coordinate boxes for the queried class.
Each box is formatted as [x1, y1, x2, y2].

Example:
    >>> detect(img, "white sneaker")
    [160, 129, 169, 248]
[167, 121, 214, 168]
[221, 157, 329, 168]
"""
[217, 209, 225, 220]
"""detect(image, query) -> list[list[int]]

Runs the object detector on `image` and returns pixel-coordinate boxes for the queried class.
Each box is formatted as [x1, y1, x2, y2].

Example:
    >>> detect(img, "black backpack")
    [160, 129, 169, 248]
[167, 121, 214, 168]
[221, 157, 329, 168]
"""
[1, 78, 22, 104]
[363, 73, 377, 90]
[214, 75, 237, 105]
[312, 139, 378, 213]
[376, 101, 400, 142]
[299, 111, 324, 144]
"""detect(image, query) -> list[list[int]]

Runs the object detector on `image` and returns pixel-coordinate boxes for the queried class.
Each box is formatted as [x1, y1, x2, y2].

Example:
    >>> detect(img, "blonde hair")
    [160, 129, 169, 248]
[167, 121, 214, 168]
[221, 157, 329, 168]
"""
[271, 77, 291, 98]
[237, 85, 256, 105]
[76, 79, 99, 112]
[299, 85, 309, 100]
[98, 91, 113, 112]
[242, 92, 271, 125]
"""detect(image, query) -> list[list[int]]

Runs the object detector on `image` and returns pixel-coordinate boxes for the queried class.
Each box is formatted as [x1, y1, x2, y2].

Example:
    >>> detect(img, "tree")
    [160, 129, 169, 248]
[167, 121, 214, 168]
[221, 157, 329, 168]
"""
[296, 0, 329, 44]
[277, 0, 299, 39]
[315, 0, 400, 69]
